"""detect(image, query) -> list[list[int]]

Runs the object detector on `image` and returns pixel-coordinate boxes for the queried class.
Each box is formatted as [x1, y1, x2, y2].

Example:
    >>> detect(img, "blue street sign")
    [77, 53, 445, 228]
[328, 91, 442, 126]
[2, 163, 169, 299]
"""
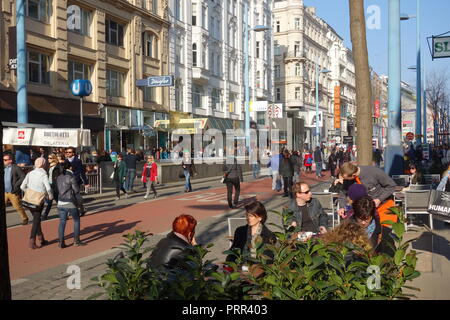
[71, 79, 93, 97]
[135, 75, 174, 87]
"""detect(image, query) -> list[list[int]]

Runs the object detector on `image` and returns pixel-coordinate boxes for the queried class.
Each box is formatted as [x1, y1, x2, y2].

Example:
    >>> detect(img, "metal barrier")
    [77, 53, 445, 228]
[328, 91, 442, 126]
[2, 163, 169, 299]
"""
[80, 165, 102, 194]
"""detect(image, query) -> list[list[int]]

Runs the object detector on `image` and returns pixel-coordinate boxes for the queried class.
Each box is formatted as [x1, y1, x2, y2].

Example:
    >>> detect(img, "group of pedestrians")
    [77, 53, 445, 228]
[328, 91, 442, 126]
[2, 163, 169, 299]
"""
[4, 147, 89, 249]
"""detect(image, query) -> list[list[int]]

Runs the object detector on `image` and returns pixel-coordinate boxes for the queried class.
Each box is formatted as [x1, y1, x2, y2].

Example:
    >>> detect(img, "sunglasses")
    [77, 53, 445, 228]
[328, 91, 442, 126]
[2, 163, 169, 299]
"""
[298, 190, 311, 194]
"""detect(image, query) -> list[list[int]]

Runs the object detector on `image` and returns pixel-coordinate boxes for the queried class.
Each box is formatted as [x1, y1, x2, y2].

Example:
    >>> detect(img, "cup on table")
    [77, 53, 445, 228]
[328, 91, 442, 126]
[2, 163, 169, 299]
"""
[324, 189, 329, 193]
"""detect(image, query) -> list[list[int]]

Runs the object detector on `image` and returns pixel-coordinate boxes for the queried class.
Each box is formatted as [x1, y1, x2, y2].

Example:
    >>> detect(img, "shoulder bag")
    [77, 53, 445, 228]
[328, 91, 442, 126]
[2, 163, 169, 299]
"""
[22, 189, 46, 209]
[222, 164, 234, 183]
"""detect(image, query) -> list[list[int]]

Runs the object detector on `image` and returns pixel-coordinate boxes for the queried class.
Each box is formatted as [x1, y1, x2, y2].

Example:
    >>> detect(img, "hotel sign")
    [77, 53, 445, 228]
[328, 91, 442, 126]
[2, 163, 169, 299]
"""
[136, 75, 175, 87]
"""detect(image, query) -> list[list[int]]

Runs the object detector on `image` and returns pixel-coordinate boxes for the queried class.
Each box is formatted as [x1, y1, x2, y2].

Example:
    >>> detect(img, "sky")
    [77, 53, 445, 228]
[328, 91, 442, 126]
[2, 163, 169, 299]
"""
[304, 0, 450, 89]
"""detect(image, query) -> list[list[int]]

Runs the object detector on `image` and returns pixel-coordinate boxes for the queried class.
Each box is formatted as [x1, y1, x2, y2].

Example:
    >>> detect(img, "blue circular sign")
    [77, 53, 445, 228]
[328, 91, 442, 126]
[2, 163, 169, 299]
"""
[71, 79, 93, 97]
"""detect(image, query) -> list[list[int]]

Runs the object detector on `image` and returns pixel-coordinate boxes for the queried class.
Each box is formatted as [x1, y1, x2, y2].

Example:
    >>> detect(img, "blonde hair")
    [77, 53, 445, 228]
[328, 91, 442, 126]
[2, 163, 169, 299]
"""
[321, 221, 373, 252]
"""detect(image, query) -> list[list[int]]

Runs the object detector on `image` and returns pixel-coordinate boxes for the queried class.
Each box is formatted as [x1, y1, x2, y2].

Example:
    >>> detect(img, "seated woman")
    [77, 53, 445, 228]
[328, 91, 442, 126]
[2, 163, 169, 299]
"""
[408, 164, 425, 186]
[350, 196, 395, 257]
[148, 214, 198, 270]
[226, 201, 277, 267]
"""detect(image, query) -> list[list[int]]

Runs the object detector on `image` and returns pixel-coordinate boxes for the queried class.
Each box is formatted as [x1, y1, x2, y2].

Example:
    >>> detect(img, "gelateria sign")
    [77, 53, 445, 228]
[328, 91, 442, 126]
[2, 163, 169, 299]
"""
[2, 128, 91, 147]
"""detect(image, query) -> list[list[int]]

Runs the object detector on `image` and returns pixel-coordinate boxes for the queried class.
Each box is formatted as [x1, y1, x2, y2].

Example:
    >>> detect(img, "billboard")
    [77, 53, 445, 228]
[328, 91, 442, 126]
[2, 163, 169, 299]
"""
[334, 86, 341, 128]
[303, 111, 323, 128]
[374, 100, 380, 118]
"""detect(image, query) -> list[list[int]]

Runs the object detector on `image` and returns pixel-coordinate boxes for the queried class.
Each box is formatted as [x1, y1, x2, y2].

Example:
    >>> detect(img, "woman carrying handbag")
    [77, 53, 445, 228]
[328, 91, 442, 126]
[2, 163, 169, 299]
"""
[20, 158, 53, 249]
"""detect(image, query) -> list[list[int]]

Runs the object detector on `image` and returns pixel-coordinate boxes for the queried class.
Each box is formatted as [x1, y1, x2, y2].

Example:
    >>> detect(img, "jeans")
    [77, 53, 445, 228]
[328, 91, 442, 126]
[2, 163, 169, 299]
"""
[315, 162, 322, 177]
[184, 170, 192, 191]
[293, 171, 301, 183]
[115, 181, 127, 197]
[283, 176, 293, 198]
[252, 163, 260, 179]
[226, 177, 240, 208]
[125, 168, 136, 191]
[145, 180, 157, 197]
[58, 207, 80, 243]
[29, 205, 44, 239]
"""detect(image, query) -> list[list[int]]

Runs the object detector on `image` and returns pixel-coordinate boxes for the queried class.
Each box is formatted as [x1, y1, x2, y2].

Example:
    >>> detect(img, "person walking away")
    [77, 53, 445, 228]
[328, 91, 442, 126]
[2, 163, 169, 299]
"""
[223, 155, 244, 209]
[42, 153, 64, 220]
[113, 154, 127, 200]
[372, 148, 383, 168]
[56, 162, 86, 248]
[20, 158, 52, 249]
[279, 150, 295, 198]
[328, 149, 338, 178]
[3, 153, 29, 225]
[65, 147, 89, 214]
[142, 155, 158, 199]
[268, 151, 283, 191]
[123, 148, 138, 195]
[313, 146, 323, 178]
[181, 152, 196, 192]
[292, 151, 302, 183]
[303, 150, 313, 174]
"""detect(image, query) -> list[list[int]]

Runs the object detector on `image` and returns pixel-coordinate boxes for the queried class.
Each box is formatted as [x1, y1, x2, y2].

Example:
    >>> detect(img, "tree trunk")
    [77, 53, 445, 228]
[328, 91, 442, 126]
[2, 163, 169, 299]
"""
[349, 0, 373, 166]
[0, 122, 12, 300]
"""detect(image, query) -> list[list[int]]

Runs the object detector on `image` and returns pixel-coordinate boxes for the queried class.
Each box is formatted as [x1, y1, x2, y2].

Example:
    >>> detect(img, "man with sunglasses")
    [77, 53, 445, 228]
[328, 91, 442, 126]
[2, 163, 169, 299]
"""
[3, 153, 29, 225]
[288, 182, 328, 235]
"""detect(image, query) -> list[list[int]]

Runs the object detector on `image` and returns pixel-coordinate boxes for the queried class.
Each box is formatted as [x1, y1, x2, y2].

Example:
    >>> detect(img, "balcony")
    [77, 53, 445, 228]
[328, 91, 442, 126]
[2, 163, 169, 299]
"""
[192, 67, 210, 84]
[284, 51, 307, 62]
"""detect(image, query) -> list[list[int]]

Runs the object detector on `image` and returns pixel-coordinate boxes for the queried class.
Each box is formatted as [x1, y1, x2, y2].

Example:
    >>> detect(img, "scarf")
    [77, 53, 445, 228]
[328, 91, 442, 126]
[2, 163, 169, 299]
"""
[366, 218, 376, 239]
[244, 224, 263, 259]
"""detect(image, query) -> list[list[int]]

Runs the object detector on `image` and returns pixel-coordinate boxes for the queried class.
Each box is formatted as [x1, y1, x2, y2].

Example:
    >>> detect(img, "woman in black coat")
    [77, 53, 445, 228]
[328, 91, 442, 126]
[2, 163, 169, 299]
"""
[226, 201, 277, 266]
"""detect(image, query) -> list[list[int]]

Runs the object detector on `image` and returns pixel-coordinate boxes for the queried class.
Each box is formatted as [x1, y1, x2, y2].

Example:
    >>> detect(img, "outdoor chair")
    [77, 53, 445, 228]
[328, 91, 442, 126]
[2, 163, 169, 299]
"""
[392, 175, 411, 187]
[409, 184, 432, 190]
[312, 192, 335, 228]
[404, 190, 433, 231]
[227, 217, 247, 248]
[423, 174, 442, 188]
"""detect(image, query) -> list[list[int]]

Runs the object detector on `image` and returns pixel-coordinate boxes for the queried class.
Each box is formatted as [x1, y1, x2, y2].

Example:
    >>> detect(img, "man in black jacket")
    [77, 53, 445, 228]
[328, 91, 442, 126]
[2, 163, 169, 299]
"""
[288, 182, 328, 235]
[3, 154, 29, 225]
[279, 150, 295, 198]
[124, 148, 138, 194]
[65, 147, 89, 215]
[223, 156, 244, 209]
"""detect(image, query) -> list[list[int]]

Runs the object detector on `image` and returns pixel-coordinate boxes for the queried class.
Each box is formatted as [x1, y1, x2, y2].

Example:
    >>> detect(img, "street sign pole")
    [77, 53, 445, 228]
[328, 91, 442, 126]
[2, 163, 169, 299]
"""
[80, 97, 83, 130]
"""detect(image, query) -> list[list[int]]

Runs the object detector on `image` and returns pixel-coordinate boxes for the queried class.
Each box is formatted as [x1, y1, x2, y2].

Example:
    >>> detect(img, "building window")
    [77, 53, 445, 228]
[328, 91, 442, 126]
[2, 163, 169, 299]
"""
[67, 6, 91, 36]
[295, 18, 301, 30]
[106, 69, 125, 97]
[28, 51, 50, 84]
[175, 0, 181, 21]
[144, 86, 156, 102]
[192, 43, 197, 67]
[192, 84, 204, 109]
[256, 71, 261, 88]
[202, 5, 207, 28]
[274, 65, 280, 78]
[26, 0, 51, 23]
[295, 63, 301, 76]
[211, 88, 221, 111]
[295, 87, 301, 100]
[175, 36, 183, 64]
[276, 88, 281, 101]
[68, 60, 90, 88]
[152, 0, 158, 14]
[216, 54, 221, 76]
[229, 92, 236, 113]
[175, 79, 183, 111]
[276, 21, 280, 33]
[256, 111, 265, 125]
[142, 32, 158, 58]
[106, 19, 125, 46]
[192, 3, 197, 25]
[256, 41, 260, 58]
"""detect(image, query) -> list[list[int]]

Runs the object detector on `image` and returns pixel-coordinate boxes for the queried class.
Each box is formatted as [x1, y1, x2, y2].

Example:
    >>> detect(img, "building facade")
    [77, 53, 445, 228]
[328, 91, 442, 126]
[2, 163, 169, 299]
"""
[0, 0, 170, 152]
[273, 0, 356, 149]
[167, 0, 273, 138]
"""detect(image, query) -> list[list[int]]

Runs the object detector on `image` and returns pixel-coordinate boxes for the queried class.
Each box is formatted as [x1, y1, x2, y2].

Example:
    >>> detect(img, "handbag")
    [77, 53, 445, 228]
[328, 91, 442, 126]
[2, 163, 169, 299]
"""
[22, 189, 46, 209]
[222, 163, 235, 183]
[178, 167, 185, 179]
[428, 190, 450, 221]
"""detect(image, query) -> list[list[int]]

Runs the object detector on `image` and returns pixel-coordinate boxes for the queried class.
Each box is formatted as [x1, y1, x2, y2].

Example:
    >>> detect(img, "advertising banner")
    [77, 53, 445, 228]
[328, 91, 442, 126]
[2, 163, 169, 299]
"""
[374, 100, 380, 118]
[3, 128, 91, 147]
[334, 86, 341, 129]
[249, 101, 268, 112]
[268, 104, 283, 118]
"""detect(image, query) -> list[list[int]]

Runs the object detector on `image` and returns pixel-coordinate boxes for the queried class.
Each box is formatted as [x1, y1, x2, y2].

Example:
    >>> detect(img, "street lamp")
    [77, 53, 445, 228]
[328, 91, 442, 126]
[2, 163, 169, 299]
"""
[401, 0, 421, 145]
[244, 1, 270, 152]
[315, 60, 331, 148]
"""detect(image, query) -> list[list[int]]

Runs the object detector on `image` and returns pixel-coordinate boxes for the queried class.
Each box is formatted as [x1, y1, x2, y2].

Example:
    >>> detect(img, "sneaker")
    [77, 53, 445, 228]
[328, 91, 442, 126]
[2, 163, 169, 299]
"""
[74, 240, 87, 247]
[58, 242, 67, 249]
[154, 194, 158, 199]
[125, 193, 129, 199]
[115, 197, 120, 201]
[144, 196, 148, 200]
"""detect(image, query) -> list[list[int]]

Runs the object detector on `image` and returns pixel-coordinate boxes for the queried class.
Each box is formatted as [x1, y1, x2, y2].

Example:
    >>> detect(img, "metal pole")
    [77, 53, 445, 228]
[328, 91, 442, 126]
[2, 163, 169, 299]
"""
[315, 59, 319, 148]
[244, 1, 250, 151]
[384, 0, 403, 176]
[415, 0, 422, 145]
[423, 63, 427, 144]
[16, 0, 28, 124]
[80, 97, 84, 129]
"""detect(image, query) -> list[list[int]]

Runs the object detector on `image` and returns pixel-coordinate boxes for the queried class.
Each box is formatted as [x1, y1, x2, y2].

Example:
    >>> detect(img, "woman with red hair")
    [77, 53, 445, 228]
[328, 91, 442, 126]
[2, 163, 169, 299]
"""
[148, 214, 198, 269]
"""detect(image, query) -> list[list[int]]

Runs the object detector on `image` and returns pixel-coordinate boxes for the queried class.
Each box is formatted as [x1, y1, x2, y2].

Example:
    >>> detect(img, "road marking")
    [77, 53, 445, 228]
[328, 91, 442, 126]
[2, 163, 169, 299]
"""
[66, 248, 121, 266]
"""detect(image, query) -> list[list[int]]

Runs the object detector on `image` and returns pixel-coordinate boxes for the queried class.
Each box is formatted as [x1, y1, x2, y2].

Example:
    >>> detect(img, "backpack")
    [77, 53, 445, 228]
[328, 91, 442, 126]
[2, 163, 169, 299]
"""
[306, 157, 313, 165]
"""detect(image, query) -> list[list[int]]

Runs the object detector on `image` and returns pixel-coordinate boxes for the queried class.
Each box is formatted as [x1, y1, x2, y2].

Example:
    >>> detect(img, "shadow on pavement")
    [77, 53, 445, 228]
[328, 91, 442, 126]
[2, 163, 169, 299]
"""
[412, 221, 450, 262]
[63, 219, 142, 244]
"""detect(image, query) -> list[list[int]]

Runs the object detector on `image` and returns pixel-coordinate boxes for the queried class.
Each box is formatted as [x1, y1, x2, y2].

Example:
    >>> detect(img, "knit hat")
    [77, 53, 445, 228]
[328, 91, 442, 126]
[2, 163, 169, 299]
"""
[347, 184, 368, 202]
[34, 157, 46, 169]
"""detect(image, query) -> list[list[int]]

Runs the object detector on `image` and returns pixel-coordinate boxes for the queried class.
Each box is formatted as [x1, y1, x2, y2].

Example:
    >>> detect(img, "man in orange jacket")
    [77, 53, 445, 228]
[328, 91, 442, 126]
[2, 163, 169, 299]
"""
[337, 162, 398, 226]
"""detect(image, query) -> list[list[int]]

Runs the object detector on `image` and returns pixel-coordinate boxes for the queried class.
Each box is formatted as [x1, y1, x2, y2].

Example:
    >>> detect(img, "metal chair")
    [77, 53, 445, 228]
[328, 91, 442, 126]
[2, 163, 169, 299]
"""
[227, 217, 247, 247]
[409, 184, 432, 190]
[404, 190, 433, 230]
[392, 175, 411, 187]
[423, 174, 442, 188]
[312, 192, 335, 228]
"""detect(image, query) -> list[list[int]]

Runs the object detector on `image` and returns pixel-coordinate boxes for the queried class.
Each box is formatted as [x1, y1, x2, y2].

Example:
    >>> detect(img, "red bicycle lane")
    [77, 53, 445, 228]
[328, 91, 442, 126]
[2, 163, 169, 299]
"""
[7, 178, 276, 280]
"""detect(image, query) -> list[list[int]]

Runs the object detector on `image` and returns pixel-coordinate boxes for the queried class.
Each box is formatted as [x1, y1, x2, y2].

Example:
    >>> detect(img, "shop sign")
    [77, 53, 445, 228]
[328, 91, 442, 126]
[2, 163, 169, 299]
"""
[334, 86, 341, 129]
[3, 128, 91, 147]
[268, 104, 283, 118]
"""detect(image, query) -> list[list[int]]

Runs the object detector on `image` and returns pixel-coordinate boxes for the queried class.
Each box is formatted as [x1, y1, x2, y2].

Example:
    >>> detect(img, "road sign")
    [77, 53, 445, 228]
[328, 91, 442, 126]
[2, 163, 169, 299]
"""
[136, 75, 174, 87]
[71, 79, 92, 97]
[406, 132, 414, 141]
